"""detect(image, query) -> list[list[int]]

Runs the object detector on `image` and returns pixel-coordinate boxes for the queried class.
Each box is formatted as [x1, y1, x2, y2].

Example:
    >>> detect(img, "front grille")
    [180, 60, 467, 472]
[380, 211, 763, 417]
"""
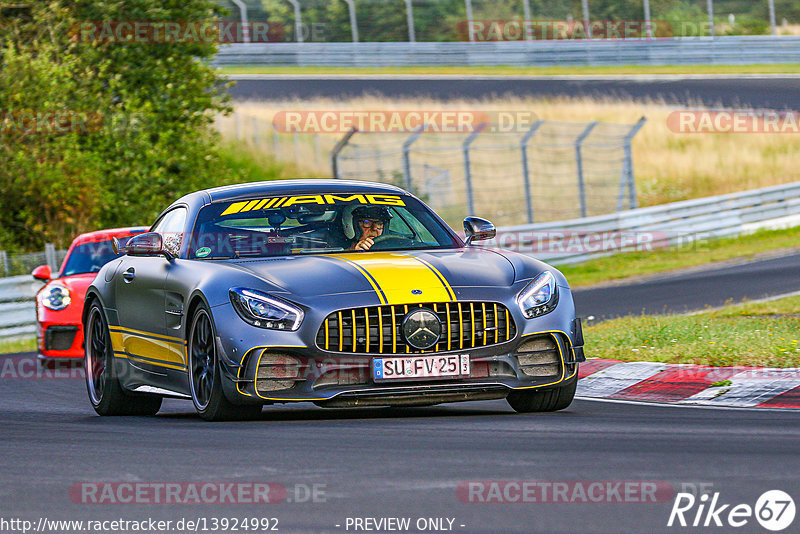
[316, 302, 516, 354]
[45, 325, 78, 351]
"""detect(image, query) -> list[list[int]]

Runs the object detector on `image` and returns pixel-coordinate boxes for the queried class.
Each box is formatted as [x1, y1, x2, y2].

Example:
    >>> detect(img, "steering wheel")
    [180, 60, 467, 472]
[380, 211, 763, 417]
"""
[370, 234, 413, 249]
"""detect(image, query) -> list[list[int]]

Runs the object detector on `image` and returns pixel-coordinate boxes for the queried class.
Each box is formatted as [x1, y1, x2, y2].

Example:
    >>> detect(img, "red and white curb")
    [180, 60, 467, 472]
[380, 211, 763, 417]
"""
[578, 359, 800, 408]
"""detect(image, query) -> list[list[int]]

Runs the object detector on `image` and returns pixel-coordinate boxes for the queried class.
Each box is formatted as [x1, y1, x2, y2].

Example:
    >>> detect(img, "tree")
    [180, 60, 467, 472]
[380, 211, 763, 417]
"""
[0, 0, 235, 250]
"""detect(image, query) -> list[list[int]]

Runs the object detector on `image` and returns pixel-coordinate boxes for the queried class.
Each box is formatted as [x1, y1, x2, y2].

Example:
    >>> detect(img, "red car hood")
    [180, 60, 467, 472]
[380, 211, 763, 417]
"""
[54, 272, 97, 298]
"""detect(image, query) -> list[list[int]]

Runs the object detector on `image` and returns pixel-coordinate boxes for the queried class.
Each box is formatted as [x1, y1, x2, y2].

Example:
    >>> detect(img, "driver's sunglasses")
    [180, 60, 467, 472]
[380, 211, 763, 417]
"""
[358, 218, 385, 230]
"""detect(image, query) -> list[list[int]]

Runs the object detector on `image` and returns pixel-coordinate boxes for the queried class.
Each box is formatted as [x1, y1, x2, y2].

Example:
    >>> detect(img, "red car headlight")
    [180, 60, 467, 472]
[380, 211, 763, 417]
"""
[39, 284, 71, 311]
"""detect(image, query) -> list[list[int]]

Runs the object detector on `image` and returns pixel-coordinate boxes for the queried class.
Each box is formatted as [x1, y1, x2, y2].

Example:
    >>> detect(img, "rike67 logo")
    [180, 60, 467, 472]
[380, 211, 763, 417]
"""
[668, 490, 795, 531]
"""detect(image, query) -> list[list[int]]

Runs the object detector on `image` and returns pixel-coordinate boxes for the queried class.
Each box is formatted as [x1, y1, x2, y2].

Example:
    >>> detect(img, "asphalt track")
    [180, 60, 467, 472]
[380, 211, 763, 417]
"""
[3, 254, 800, 532]
[228, 74, 800, 109]
[2, 355, 800, 534]
[572, 251, 800, 320]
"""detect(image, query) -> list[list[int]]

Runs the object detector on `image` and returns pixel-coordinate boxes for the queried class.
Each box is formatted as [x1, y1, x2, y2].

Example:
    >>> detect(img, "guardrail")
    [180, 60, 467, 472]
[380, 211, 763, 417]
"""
[1, 181, 799, 341]
[487, 181, 800, 265]
[0, 276, 43, 341]
[212, 36, 800, 67]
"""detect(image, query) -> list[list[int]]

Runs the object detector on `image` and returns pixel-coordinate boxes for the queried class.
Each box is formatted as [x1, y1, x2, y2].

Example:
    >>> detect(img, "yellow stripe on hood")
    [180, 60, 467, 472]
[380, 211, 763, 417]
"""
[331, 252, 455, 305]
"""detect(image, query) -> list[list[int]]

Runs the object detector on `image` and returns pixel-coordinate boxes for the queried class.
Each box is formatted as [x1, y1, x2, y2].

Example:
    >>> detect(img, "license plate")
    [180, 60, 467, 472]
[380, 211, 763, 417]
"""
[373, 354, 470, 381]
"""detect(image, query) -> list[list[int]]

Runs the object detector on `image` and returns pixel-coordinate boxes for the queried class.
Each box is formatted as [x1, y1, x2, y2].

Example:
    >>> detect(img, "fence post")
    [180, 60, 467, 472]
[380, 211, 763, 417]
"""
[230, 0, 251, 43]
[343, 0, 359, 43]
[404, 0, 416, 42]
[331, 127, 358, 179]
[707, 0, 714, 37]
[462, 122, 488, 215]
[768, 0, 777, 36]
[286, 0, 304, 43]
[520, 119, 544, 224]
[621, 117, 647, 210]
[522, 0, 533, 40]
[402, 124, 426, 193]
[582, 0, 591, 39]
[45, 243, 58, 272]
[0, 250, 7, 277]
[575, 121, 598, 218]
[465, 0, 475, 42]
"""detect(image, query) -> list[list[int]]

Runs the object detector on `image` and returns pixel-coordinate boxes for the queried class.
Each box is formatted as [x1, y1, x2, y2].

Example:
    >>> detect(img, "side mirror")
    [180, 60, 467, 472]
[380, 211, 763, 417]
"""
[463, 216, 496, 246]
[32, 265, 52, 281]
[124, 232, 174, 261]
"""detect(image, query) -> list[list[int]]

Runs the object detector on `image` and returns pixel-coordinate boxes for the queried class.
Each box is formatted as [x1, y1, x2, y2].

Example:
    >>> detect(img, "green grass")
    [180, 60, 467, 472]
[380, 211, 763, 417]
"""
[559, 225, 800, 289]
[585, 294, 800, 367]
[0, 337, 37, 355]
[218, 64, 800, 76]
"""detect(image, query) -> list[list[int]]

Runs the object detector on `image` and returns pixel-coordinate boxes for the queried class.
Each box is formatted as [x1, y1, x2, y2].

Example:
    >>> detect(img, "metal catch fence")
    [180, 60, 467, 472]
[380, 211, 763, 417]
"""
[0, 245, 67, 278]
[219, 112, 645, 229]
[332, 118, 646, 228]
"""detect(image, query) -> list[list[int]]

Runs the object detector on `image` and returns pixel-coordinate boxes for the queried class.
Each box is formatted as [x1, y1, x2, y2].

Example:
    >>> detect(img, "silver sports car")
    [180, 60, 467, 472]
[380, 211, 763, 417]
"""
[83, 180, 584, 420]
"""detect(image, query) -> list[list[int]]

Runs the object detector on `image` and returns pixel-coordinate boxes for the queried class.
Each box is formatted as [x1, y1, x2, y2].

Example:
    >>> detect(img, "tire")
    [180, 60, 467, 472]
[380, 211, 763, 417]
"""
[84, 301, 162, 416]
[506, 378, 577, 413]
[187, 304, 262, 422]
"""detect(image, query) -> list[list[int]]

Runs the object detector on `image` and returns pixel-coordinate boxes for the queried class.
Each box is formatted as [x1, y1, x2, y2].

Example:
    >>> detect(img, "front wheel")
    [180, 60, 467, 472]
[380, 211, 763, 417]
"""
[506, 379, 577, 413]
[84, 301, 162, 416]
[187, 304, 262, 422]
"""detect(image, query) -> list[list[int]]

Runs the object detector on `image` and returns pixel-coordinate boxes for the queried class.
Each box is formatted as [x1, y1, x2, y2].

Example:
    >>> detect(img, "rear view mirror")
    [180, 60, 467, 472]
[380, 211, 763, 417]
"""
[463, 216, 496, 245]
[124, 232, 174, 261]
[32, 265, 52, 281]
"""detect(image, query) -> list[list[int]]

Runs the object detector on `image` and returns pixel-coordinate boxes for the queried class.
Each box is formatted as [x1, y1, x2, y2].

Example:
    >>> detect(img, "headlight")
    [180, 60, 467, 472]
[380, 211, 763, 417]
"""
[517, 271, 558, 318]
[40, 284, 71, 311]
[229, 287, 304, 331]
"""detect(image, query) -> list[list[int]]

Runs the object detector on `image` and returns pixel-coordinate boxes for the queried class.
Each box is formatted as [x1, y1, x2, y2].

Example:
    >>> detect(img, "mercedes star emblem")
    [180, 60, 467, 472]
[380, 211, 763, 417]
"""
[402, 308, 442, 350]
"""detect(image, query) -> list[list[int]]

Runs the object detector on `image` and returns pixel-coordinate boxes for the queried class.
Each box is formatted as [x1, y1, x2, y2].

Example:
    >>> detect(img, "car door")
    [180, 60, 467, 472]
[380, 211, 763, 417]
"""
[114, 207, 188, 373]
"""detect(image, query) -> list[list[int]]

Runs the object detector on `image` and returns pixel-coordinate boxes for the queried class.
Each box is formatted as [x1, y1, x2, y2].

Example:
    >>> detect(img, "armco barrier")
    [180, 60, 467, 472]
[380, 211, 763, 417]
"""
[487, 181, 800, 264]
[212, 36, 800, 67]
[0, 276, 43, 340]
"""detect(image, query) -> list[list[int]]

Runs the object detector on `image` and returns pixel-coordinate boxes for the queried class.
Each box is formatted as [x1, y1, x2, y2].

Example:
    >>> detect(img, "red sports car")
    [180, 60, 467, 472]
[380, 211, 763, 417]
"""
[33, 227, 147, 363]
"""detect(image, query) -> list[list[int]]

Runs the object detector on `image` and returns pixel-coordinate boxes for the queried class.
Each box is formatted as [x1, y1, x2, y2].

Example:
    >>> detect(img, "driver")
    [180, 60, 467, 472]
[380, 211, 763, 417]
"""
[346, 206, 392, 251]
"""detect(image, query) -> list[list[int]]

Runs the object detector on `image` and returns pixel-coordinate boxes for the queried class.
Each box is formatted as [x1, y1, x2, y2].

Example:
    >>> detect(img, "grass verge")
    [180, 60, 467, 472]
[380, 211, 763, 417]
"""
[559, 225, 800, 289]
[219, 64, 800, 76]
[585, 294, 800, 367]
[0, 337, 37, 355]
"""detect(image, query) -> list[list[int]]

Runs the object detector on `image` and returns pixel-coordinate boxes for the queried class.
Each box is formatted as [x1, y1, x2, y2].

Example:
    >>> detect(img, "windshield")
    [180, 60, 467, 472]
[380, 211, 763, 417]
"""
[60, 237, 133, 276]
[189, 193, 461, 260]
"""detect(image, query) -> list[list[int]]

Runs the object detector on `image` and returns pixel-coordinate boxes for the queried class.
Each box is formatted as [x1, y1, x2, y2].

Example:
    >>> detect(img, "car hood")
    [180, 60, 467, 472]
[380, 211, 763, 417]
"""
[223, 248, 522, 303]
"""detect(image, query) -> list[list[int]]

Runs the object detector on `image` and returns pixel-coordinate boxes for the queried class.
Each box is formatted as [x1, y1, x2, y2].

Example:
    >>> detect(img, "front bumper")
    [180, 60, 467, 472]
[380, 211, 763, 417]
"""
[213, 288, 584, 406]
[219, 327, 582, 406]
[37, 322, 83, 359]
